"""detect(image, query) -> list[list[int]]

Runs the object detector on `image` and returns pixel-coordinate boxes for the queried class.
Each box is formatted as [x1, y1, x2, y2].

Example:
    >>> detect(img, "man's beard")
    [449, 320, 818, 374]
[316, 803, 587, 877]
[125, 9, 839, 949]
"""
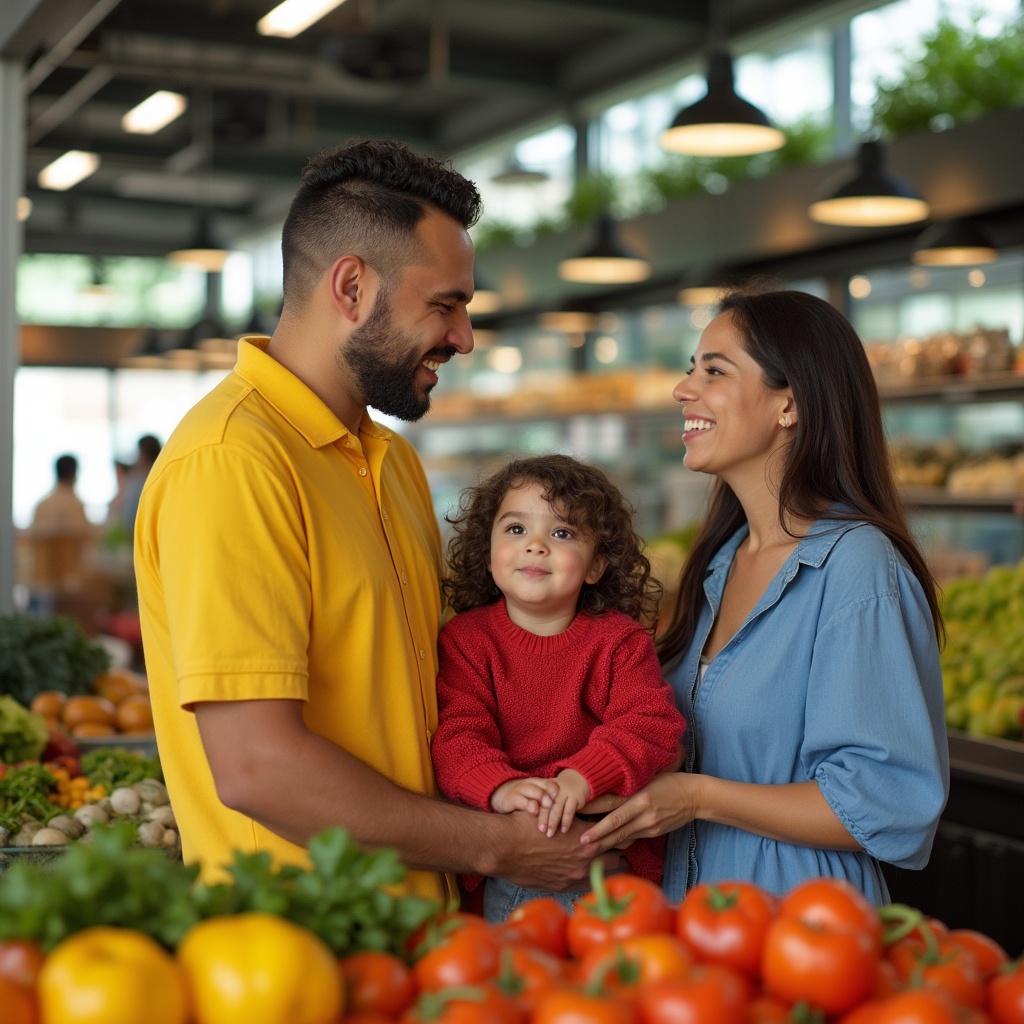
[340, 292, 455, 422]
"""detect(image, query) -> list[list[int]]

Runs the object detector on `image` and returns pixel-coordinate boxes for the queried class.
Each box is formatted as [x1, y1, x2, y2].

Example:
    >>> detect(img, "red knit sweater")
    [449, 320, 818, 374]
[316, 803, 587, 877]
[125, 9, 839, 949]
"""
[431, 600, 686, 883]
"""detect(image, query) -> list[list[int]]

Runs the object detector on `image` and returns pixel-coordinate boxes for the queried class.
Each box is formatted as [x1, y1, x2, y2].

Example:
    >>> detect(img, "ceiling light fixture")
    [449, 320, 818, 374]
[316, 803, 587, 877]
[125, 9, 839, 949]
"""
[558, 214, 650, 284]
[38, 150, 100, 191]
[122, 91, 188, 135]
[808, 140, 930, 227]
[257, 0, 349, 38]
[168, 211, 233, 272]
[492, 154, 549, 185]
[16, 197, 32, 222]
[537, 308, 598, 333]
[661, 51, 785, 157]
[911, 218, 998, 267]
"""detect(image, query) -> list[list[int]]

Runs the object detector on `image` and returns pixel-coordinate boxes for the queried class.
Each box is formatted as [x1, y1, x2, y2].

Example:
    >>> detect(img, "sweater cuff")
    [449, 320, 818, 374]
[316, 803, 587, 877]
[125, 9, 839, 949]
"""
[556, 746, 626, 799]
[458, 761, 528, 810]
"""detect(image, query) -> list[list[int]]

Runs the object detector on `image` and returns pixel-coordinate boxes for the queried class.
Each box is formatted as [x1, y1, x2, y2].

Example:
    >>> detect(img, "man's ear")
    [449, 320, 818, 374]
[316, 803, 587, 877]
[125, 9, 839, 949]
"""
[328, 255, 372, 324]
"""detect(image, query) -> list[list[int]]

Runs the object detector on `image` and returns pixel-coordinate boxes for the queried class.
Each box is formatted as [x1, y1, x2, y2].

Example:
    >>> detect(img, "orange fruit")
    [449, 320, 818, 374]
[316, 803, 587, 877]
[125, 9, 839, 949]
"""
[177, 913, 343, 1024]
[38, 926, 188, 1024]
[70, 721, 118, 738]
[61, 695, 117, 731]
[115, 694, 154, 734]
[92, 673, 134, 706]
[30, 690, 67, 718]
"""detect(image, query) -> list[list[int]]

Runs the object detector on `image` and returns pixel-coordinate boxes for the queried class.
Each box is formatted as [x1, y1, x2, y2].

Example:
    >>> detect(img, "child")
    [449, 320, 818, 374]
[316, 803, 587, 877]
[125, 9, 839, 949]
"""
[430, 454, 686, 922]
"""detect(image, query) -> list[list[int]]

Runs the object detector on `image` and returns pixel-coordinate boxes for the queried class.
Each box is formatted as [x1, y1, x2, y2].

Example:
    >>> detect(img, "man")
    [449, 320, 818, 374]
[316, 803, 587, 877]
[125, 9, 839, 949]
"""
[135, 139, 604, 903]
[119, 434, 162, 534]
[27, 453, 94, 593]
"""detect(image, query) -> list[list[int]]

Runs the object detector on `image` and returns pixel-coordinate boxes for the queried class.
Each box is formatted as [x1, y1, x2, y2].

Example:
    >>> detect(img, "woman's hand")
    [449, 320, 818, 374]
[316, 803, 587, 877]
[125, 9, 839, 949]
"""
[578, 771, 703, 853]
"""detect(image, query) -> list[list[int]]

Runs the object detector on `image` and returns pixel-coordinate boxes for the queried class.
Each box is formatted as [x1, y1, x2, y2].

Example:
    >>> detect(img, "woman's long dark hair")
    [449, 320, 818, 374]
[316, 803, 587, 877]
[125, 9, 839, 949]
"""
[656, 289, 943, 667]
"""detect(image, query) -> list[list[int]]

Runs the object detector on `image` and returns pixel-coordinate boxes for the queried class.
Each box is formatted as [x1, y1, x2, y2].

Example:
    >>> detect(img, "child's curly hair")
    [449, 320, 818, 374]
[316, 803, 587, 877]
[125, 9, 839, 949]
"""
[443, 454, 662, 630]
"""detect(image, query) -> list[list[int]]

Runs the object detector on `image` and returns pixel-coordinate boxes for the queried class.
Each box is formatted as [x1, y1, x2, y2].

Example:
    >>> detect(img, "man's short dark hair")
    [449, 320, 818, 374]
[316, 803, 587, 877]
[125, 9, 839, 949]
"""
[137, 435, 162, 463]
[55, 454, 78, 483]
[281, 138, 482, 307]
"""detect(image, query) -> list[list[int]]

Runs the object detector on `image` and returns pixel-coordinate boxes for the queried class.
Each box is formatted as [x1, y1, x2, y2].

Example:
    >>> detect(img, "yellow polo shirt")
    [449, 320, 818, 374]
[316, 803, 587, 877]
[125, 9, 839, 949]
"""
[135, 337, 451, 901]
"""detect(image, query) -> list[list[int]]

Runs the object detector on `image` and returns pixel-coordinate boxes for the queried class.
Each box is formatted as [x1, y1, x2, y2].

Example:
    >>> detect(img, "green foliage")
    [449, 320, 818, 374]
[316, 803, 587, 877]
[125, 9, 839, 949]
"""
[564, 173, 618, 224]
[0, 762, 60, 832]
[0, 615, 111, 708]
[0, 823, 437, 956]
[0, 697, 49, 765]
[79, 747, 163, 791]
[872, 15, 1024, 137]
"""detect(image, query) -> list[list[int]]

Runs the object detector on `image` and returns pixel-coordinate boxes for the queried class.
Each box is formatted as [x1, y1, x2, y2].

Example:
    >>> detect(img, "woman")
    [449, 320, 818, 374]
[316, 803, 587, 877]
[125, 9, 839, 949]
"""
[580, 289, 949, 905]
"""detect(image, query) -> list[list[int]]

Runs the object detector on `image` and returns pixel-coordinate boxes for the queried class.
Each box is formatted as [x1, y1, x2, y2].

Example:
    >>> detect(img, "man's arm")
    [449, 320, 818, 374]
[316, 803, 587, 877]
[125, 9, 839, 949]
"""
[195, 698, 604, 890]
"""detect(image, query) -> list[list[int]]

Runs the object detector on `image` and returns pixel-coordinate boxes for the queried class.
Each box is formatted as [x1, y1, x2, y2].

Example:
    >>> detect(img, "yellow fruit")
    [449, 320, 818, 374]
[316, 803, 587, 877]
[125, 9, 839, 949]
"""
[61, 695, 117, 731]
[177, 913, 343, 1024]
[37, 926, 188, 1024]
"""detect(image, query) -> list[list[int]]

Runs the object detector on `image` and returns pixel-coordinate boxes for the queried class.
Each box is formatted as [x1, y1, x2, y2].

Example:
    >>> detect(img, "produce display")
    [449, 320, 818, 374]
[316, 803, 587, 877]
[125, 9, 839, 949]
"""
[939, 558, 1024, 741]
[0, 837, 1021, 1024]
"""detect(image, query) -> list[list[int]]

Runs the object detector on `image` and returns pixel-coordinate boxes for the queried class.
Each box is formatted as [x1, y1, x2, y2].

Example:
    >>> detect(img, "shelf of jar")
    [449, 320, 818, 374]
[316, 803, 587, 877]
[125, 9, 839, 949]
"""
[877, 372, 1024, 406]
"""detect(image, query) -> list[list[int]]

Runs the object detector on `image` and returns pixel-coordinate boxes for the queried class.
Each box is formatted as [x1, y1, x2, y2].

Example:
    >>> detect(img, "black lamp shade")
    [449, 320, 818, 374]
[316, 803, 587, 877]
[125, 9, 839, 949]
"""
[168, 210, 232, 271]
[558, 214, 651, 284]
[912, 218, 998, 266]
[661, 52, 785, 157]
[809, 140, 930, 226]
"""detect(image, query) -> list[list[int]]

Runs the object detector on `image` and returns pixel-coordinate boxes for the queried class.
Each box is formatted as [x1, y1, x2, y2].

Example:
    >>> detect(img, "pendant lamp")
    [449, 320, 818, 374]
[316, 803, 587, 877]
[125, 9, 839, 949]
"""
[492, 154, 548, 185]
[558, 214, 650, 284]
[168, 210, 233, 272]
[808, 140, 929, 227]
[912, 218, 998, 267]
[661, 52, 785, 158]
[467, 273, 502, 315]
[677, 266, 743, 307]
[120, 328, 167, 369]
[537, 307, 598, 333]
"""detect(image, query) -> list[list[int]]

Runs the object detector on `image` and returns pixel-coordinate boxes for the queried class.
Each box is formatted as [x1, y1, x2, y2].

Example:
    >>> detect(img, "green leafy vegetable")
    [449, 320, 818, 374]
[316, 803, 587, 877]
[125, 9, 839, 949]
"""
[0, 614, 111, 707]
[0, 762, 60, 832]
[0, 696, 49, 765]
[0, 823, 438, 956]
[80, 747, 163, 791]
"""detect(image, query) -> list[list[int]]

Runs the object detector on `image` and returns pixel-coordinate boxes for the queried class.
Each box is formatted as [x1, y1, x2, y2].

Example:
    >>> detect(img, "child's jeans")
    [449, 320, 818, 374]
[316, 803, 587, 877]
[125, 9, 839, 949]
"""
[482, 875, 587, 924]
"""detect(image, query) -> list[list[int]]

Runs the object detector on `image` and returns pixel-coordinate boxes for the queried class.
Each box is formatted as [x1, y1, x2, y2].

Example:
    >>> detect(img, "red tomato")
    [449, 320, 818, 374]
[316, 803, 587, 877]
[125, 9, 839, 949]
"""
[635, 965, 750, 1024]
[745, 995, 792, 1024]
[342, 1013, 398, 1024]
[761, 915, 880, 1016]
[777, 878, 883, 953]
[498, 898, 570, 959]
[576, 935, 694, 995]
[413, 926, 503, 993]
[339, 950, 418, 1017]
[0, 977, 39, 1024]
[858, 989, 963, 1024]
[402, 984, 524, 1024]
[888, 936, 986, 1009]
[989, 960, 1024, 1024]
[945, 930, 1010, 981]
[0, 940, 46, 989]
[676, 882, 778, 980]
[407, 912, 492, 959]
[492, 944, 566, 1017]
[568, 865, 674, 960]
[533, 987, 638, 1024]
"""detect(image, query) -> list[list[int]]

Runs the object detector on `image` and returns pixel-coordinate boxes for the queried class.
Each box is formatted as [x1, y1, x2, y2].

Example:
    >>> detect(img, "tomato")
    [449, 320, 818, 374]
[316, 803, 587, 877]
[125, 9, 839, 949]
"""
[341, 1013, 395, 1024]
[989, 960, 1024, 1024]
[177, 913, 342, 1024]
[340, 950, 418, 1017]
[407, 912, 492, 960]
[777, 878, 883, 953]
[492, 944, 567, 1016]
[761, 915, 880, 1016]
[413, 923, 503, 992]
[402, 985, 524, 1024]
[873, 957, 903, 999]
[745, 995, 794, 1024]
[0, 977, 39, 1024]
[568, 864, 674, 960]
[888, 936, 986, 1009]
[858, 989, 963, 1024]
[0, 940, 46, 989]
[945, 930, 1010, 981]
[576, 935, 694, 995]
[676, 882, 778, 980]
[498, 898, 570, 959]
[533, 987, 638, 1024]
[38, 926, 188, 1024]
[635, 965, 750, 1024]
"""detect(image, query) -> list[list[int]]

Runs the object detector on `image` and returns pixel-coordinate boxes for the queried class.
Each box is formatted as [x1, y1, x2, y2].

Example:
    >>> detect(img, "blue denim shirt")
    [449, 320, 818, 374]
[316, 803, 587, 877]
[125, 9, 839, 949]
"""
[663, 517, 949, 905]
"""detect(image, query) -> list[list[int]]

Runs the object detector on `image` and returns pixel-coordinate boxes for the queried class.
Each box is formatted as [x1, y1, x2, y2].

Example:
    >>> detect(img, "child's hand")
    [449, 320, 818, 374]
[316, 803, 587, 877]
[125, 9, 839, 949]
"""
[538, 769, 591, 837]
[490, 777, 558, 815]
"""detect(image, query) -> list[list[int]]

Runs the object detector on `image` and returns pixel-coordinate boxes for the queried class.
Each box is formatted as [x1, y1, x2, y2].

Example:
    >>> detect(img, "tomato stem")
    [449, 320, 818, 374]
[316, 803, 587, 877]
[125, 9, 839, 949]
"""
[587, 859, 636, 922]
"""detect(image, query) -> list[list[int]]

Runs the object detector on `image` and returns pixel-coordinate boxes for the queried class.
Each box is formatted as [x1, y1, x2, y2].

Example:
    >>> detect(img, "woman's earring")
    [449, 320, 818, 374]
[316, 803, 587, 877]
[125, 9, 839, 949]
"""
[779, 415, 792, 428]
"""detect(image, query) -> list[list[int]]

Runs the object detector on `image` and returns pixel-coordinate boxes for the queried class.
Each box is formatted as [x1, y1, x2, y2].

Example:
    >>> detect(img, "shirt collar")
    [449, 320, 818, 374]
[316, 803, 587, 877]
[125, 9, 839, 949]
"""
[234, 336, 393, 448]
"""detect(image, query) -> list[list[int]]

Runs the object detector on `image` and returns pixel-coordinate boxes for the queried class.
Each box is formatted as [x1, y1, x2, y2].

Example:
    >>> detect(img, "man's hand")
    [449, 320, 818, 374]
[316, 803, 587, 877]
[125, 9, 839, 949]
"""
[537, 769, 590, 837]
[491, 777, 559, 816]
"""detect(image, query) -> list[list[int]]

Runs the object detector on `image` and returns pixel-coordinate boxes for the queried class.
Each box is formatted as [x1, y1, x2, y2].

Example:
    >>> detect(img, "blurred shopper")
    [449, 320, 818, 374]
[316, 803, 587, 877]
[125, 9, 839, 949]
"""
[579, 289, 949, 906]
[120, 435, 161, 535]
[135, 139, 607, 901]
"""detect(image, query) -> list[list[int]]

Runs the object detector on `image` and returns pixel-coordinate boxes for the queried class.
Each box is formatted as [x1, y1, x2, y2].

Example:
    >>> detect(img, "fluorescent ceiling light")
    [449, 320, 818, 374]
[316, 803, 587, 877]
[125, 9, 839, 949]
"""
[257, 0, 349, 38]
[122, 91, 188, 135]
[38, 150, 100, 191]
